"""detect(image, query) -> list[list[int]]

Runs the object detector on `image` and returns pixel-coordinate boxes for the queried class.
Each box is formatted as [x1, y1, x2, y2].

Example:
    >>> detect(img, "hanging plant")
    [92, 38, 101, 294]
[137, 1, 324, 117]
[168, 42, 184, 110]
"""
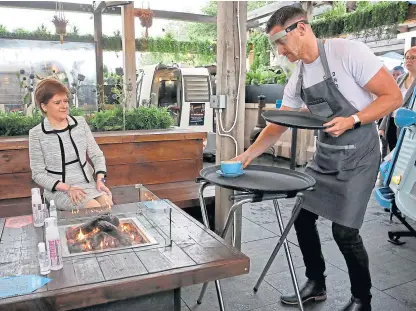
[135, 6, 154, 43]
[52, 2, 68, 43]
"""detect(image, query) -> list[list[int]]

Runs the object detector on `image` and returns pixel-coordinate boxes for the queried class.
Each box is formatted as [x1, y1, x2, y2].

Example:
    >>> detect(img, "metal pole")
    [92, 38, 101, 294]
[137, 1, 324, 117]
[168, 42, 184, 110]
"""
[254, 193, 304, 291]
[290, 128, 298, 170]
[273, 199, 304, 311]
[197, 198, 252, 306]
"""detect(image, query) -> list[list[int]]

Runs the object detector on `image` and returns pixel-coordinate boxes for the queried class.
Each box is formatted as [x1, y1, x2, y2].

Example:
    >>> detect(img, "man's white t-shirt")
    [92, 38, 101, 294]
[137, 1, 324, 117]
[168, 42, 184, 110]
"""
[283, 38, 384, 111]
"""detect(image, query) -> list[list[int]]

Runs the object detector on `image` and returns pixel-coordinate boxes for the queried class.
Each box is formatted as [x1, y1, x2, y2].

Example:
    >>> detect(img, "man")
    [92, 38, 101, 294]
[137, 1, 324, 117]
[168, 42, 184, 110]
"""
[392, 65, 405, 79]
[235, 6, 402, 311]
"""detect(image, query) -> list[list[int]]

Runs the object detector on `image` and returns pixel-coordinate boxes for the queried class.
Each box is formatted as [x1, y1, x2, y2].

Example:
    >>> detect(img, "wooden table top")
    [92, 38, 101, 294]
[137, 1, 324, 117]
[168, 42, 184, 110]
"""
[0, 200, 249, 311]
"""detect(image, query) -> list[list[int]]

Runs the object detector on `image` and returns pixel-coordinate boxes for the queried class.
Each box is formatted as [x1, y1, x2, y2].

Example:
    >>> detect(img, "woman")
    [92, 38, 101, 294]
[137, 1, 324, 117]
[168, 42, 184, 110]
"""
[29, 78, 113, 210]
[379, 47, 416, 156]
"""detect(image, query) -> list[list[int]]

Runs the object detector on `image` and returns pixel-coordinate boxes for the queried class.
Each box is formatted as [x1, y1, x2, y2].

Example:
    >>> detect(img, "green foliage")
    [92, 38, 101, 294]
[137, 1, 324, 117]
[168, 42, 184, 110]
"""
[246, 67, 288, 86]
[184, 1, 274, 40]
[0, 111, 42, 136]
[247, 32, 270, 71]
[312, 1, 409, 39]
[88, 107, 173, 132]
[0, 106, 173, 136]
[0, 25, 215, 56]
[124, 106, 173, 131]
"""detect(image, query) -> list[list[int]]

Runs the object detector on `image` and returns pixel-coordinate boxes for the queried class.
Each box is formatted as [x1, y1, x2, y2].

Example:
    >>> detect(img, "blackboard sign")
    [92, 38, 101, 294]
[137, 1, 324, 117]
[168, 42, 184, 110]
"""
[189, 103, 205, 126]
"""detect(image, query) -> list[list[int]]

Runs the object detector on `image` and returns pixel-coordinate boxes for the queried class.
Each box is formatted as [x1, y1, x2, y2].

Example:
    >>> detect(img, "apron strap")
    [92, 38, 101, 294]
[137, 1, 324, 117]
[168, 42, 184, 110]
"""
[295, 62, 304, 98]
[317, 39, 332, 80]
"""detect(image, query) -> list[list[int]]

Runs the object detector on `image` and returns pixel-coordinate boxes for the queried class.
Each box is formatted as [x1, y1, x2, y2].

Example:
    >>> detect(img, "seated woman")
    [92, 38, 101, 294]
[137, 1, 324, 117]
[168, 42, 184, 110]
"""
[29, 78, 113, 210]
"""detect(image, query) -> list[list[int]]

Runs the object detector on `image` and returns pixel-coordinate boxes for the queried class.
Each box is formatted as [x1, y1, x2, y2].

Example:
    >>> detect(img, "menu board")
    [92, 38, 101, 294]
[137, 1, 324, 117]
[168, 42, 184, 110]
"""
[189, 103, 205, 126]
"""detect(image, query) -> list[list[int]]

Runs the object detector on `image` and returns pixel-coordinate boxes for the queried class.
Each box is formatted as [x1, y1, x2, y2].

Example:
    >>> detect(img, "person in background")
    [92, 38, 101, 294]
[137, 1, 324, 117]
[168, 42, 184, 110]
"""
[29, 78, 113, 210]
[391, 65, 404, 79]
[379, 48, 416, 156]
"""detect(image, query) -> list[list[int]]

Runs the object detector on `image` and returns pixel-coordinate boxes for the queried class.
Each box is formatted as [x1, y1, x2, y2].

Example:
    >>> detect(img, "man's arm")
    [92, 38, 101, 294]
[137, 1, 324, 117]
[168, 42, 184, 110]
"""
[357, 67, 402, 125]
[245, 105, 295, 159]
[324, 41, 402, 136]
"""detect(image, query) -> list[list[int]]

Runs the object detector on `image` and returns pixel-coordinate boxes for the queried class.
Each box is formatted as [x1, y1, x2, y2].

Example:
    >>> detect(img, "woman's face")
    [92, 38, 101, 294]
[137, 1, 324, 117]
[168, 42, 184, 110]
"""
[405, 51, 416, 73]
[41, 92, 69, 121]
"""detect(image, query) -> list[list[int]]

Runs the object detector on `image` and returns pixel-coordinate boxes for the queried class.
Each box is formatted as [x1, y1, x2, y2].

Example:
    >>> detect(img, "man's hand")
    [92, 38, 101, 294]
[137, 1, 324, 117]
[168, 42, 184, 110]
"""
[323, 116, 354, 137]
[232, 151, 254, 168]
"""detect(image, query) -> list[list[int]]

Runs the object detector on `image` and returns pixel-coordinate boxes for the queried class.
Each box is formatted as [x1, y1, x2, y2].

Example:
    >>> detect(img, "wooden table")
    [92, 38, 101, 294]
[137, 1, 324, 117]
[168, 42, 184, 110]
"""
[0, 190, 249, 311]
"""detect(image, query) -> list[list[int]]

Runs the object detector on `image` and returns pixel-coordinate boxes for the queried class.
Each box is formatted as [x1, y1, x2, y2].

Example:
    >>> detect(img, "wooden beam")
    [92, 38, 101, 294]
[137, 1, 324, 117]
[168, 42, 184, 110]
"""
[135, 9, 216, 24]
[215, 1, 247, 249]
[94, 1, 108, 13]
[247, 1, 296, 22]
[121, 2, 137, 110]
[94, 10, 105, 108]
[0, 1, 216, 23]
[0, 1, 103, 14]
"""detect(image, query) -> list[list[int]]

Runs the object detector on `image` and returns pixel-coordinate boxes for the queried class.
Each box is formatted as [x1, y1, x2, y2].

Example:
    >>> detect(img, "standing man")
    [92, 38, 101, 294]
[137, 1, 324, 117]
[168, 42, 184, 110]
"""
[235, 6, 402, 311]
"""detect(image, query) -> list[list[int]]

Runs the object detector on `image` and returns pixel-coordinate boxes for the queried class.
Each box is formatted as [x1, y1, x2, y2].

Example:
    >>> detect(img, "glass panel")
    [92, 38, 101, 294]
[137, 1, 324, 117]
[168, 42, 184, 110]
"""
[53, 184, 172, 257]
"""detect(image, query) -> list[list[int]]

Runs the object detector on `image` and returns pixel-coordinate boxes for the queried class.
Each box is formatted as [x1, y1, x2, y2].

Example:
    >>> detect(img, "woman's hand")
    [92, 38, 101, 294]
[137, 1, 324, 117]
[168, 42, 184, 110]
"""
[67, 186, 86, 205]
[96, 179, 111, 196]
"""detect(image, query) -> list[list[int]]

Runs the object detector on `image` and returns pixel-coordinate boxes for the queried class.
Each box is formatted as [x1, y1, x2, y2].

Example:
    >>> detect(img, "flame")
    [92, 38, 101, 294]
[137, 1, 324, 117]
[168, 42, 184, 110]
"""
[77, 229, 85, 240]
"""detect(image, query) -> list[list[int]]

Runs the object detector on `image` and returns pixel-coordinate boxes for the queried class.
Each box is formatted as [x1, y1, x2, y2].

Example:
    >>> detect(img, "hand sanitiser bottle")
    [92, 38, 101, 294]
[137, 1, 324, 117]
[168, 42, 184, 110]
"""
[49, 200, 57, 218]
[31, 188, 44, 227]
[44, 217, 63, 271]
[38, 242, 50, 275]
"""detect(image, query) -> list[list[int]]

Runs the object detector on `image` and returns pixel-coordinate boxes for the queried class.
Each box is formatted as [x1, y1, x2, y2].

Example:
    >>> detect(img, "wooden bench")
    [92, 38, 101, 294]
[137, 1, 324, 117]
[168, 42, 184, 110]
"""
[0, 181, 215, 219]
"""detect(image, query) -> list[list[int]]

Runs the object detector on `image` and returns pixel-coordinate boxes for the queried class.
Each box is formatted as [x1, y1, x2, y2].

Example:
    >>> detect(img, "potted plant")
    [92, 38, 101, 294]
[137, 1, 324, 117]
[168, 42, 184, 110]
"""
[52, 15, 68, 43]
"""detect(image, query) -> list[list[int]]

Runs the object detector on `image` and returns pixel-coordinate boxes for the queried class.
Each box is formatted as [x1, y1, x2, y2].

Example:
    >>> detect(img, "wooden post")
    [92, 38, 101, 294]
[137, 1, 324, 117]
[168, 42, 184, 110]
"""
[94, 10, 104, 108]
[121, 2, 137, 109]
[215, 1, 247, 249]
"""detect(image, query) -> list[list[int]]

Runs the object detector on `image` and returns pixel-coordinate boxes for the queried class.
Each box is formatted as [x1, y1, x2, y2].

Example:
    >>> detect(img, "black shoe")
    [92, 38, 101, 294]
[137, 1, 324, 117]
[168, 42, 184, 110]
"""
[280, 279, 327, 305]
[339, 296, 371, 311]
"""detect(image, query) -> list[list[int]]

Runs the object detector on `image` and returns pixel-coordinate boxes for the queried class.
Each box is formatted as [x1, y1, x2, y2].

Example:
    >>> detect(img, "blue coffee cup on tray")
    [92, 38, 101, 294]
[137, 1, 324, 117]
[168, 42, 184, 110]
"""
[220, 160, 243, 175]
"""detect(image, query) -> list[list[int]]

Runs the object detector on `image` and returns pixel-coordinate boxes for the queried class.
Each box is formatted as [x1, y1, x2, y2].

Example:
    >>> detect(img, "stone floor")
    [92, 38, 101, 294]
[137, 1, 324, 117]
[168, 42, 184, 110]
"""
[181, 155, 416, 311]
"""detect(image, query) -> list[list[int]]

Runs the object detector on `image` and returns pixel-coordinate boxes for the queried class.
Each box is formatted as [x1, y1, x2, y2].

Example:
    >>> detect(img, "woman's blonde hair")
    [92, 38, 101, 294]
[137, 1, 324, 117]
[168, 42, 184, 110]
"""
[405, 46, 416, 58]
[34, 78, 69, 115]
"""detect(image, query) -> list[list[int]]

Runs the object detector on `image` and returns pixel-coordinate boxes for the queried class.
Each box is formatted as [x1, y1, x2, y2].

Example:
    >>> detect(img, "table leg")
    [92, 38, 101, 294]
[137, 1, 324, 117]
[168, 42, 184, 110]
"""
[197, 196, 252, 308]
[198, 182, 211, 229]
[254, 193, 304, 294]
[174, 288, 181, 311]
[273, 198, 304, 311]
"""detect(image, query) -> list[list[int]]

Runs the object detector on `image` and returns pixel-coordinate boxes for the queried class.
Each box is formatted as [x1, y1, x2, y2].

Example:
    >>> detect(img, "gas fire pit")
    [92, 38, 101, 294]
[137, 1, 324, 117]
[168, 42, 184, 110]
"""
[58, 213, 158, 257]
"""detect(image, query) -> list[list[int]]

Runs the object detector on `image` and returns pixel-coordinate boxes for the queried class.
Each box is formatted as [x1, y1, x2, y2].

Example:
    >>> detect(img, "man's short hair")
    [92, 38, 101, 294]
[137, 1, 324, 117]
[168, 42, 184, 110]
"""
[266, 6, 307, 34]
[393, 66, 404, 73]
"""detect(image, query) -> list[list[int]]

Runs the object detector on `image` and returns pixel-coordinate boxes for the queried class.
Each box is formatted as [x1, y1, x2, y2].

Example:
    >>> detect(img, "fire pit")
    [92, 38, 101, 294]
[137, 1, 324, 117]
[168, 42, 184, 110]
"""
[58, 213, 158, 257]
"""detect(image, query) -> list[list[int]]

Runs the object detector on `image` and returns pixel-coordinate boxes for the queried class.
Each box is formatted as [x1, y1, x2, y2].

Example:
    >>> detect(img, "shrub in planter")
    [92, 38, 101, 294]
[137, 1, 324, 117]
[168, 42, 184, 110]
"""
[0, 106, 173, 137]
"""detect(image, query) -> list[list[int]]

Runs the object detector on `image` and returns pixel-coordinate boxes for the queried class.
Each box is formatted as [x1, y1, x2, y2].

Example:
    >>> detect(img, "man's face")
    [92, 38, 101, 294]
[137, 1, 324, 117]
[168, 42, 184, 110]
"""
[392, 70, 402, 79]
[268, 20, 307, 63]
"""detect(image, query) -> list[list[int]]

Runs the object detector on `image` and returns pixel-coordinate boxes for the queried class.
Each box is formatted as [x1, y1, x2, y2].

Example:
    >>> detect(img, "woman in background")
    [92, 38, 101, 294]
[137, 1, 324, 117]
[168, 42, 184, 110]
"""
[29, 78, 113, 210]
[379, 47, 416, 156]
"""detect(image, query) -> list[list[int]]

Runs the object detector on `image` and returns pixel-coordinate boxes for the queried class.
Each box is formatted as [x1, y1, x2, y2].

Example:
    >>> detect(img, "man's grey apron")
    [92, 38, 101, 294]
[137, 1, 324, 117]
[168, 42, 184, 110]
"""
[295, 39, 380, 229]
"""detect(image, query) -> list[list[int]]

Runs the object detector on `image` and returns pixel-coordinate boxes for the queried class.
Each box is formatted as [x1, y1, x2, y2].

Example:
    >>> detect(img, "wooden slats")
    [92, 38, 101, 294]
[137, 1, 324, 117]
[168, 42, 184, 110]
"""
[0, 202, 250, 311]
[0, 181, 215, 218]
[101, 140, 202, 165]
[0, 129, 205, 200]
[106, 159, 202, 187]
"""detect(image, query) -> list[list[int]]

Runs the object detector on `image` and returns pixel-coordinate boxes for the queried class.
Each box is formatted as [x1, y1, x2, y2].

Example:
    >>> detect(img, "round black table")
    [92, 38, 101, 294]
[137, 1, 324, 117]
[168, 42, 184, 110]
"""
[195, 165, 316, 311]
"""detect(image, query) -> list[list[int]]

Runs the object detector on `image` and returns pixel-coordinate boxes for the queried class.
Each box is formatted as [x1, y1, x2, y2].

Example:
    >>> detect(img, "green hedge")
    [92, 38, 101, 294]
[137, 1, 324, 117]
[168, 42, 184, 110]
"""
[311, 1, 409, 39]
[0, 27, 216, 55]
[0, 106, 173, 137]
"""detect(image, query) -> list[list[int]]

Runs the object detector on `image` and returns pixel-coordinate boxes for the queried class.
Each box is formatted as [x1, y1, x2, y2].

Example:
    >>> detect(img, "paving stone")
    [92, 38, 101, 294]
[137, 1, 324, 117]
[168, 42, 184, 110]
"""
[384, 279, 416, 309]
[242, 217, 277, 243]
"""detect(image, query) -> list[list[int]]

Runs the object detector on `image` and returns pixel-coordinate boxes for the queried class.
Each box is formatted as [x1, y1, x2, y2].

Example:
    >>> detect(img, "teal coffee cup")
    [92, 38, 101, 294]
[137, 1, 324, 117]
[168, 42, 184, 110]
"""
[220, 161, 243, 175]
